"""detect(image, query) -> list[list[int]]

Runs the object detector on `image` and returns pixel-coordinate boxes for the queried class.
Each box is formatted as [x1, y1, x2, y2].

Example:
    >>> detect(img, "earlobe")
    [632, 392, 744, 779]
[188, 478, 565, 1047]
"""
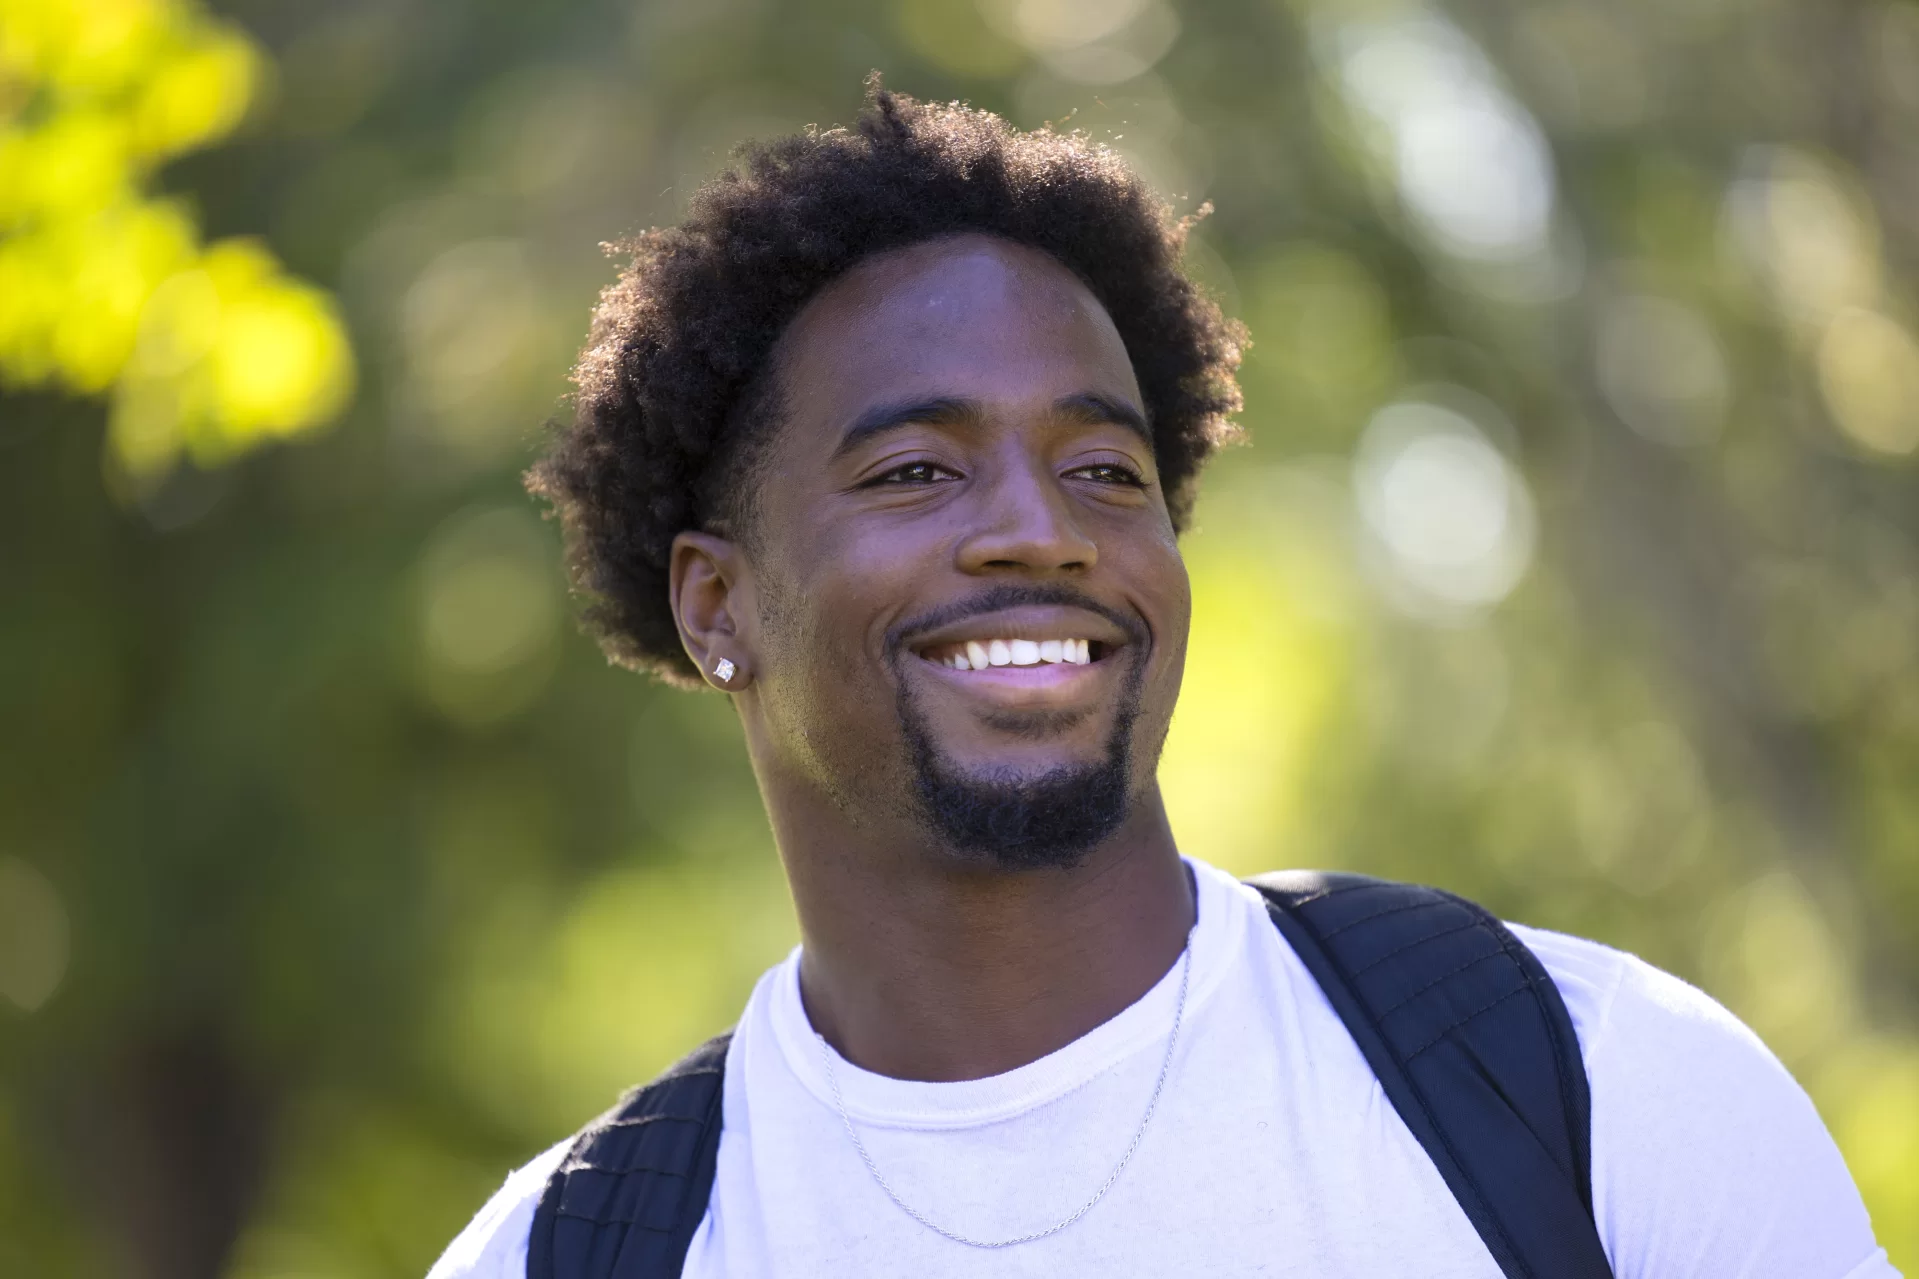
[669, 530, 756, 690]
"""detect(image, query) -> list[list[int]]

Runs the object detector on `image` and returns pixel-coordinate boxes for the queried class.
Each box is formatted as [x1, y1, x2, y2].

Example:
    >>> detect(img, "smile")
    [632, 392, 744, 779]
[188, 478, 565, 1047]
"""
[918, 638, 1100, 670]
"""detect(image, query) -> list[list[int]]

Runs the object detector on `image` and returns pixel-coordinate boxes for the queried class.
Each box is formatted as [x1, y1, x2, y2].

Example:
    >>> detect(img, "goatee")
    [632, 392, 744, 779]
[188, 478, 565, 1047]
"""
[895, 665, 1142, 871]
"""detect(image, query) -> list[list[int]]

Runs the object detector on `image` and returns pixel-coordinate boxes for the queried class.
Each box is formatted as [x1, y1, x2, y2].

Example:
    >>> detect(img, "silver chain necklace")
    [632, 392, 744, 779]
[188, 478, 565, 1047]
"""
[813, 940, 1193, 1250]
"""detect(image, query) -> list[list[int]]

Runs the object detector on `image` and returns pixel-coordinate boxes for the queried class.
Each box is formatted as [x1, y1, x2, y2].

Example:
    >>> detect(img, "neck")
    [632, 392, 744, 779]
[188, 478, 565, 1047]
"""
[764, 779, 1194, 1083]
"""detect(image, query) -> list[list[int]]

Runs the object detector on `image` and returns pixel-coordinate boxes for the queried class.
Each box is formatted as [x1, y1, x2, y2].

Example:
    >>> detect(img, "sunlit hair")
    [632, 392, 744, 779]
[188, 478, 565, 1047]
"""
[529, 76, 1245, 686]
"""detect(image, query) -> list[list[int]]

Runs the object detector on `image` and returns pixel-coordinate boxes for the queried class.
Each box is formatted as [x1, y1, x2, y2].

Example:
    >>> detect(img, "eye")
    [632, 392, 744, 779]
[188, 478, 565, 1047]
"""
[1067, 462, 1148, 487]
[868, 460, 961, 486]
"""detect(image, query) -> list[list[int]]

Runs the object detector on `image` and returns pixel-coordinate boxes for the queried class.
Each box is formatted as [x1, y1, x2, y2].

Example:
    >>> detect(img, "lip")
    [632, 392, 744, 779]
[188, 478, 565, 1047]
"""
[904, 605, 1131, 657]
[901, 604, 1133, 705]
[913, 655, 1108, 698]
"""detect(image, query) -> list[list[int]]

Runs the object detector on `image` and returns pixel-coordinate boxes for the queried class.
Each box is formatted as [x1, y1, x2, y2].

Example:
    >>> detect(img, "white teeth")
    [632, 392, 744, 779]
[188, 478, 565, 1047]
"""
[934, 639, 1098, 668]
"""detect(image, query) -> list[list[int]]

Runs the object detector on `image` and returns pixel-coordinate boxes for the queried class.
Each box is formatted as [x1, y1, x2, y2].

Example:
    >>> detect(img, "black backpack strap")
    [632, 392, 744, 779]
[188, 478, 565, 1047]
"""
[1246, 870, 1614, 1279]
[527, 1031, 731, 1279]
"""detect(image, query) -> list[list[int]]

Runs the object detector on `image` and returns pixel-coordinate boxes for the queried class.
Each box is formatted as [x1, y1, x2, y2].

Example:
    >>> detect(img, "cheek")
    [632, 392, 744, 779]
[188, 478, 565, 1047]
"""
[750, 572, 902, 787]
[1137, 530, 1192, 637]
[757, 569, 859, 691]
[750, 537, 901, 727]
[788, 521, 943, 652]
[1139, 542, 1193, 697]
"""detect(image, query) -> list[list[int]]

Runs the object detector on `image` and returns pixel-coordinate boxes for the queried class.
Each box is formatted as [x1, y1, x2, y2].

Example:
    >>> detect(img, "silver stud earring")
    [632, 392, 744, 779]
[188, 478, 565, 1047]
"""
[712, 657, 737, 683]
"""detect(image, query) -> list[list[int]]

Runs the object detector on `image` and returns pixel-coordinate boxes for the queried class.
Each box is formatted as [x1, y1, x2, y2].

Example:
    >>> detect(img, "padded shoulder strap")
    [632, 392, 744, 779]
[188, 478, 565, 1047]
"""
[1246, 871, 1613, 1279]
[527, 1032, 731, 1279]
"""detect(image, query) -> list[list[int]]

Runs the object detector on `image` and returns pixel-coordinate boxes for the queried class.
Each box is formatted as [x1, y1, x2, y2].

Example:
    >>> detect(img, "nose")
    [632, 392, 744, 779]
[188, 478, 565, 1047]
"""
[953, 453, 1098, 576]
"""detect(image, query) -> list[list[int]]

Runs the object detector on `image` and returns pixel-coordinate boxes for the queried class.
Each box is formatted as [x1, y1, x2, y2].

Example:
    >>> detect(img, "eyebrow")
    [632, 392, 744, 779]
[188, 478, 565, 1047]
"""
[829, 391, 1153, 461]
[831, 396, 980, 461]
[1051, 392, 1152, 445]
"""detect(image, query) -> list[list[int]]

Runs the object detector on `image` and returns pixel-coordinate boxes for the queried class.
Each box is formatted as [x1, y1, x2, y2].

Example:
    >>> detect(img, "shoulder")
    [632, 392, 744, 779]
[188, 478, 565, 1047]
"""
[1506, 924, 1895, 1279]
[426, 1140, 570, 1279]
[1506, 920, 1811, 1165]
[1502, 923, 1645, 1057]
[1504, 920, 1795, 1100]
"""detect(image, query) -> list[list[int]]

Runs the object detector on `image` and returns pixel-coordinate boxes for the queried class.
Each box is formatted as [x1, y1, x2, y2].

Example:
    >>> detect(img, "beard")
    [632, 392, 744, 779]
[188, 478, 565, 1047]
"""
[894, 658, 1145, 871]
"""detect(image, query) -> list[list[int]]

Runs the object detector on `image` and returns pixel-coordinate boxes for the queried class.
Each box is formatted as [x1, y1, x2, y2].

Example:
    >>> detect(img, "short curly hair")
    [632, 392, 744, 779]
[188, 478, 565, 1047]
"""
[529, 79, 1245, 687]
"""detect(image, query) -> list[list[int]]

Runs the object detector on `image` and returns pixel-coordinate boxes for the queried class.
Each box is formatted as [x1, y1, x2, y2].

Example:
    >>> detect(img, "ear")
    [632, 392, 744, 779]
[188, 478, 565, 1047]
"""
[670, 530, 756, 690]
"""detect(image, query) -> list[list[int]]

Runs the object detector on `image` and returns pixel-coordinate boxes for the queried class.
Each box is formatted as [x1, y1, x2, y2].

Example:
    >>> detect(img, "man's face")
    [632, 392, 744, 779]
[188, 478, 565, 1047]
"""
[739, 233, 1191, 866]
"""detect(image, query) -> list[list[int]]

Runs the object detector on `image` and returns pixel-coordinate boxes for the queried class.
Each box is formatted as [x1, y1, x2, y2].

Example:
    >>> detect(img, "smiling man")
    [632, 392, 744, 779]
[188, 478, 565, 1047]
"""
[429, 85, 1894, 1279]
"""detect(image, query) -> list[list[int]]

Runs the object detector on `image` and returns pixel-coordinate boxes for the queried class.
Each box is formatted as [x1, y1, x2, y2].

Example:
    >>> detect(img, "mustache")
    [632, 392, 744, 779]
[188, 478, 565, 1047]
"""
[884, 582, 1148, 659]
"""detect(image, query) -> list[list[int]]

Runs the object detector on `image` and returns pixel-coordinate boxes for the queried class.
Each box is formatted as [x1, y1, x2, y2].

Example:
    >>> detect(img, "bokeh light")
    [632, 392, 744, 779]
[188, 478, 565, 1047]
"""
[1328, 15, 1557, 269]
[978, 0, 1180, 83]
[1818, 308, 1919, 456]
[0, 857, 69, 1013]
[1595, 294, 1730, 448]
[415, 505, 563, 726]
[1353, 399, 1536, 616]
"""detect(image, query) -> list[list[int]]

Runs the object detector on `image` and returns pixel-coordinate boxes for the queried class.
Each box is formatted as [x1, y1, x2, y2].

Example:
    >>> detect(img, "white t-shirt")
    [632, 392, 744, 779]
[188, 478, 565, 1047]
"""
[430, 860, 1897, 1278]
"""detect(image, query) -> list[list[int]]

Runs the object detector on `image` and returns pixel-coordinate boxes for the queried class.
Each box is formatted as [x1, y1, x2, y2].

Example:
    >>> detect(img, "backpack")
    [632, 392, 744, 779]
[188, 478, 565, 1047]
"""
[526, 871, 1616, 1279]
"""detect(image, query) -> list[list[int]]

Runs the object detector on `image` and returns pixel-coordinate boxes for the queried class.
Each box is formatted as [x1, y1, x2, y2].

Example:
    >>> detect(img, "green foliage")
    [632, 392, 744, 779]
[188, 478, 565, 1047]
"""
[0, 0, 354, 486]
[0, 0, 1915, 1275]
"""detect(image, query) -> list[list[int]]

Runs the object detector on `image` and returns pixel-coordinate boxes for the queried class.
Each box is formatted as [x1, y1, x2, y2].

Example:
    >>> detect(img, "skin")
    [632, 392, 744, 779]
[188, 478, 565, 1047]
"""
[669, 233, 1195, 1083]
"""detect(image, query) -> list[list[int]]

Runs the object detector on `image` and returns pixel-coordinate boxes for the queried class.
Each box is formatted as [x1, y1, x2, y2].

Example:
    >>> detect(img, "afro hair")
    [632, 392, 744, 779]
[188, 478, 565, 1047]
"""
[529, 79, 1245, 687]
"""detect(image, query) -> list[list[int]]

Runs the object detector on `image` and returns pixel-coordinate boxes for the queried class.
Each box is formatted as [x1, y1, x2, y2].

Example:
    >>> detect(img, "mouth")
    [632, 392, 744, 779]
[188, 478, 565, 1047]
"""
[901, 604, 1133, 701]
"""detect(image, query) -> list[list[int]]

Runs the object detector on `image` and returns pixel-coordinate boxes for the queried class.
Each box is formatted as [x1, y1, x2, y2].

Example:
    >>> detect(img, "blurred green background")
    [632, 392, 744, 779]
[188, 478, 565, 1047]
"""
[3, 0, 1917, 1274]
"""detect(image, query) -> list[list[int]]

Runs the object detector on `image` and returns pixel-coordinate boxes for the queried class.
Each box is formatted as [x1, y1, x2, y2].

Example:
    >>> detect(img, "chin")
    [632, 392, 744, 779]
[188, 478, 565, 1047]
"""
[886, 637, 1161, 868]
[904, 721, 1137, 872]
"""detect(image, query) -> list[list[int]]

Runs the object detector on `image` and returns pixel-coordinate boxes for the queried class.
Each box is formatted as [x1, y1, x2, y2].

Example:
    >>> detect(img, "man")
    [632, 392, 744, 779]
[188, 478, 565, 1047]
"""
[431, 85, 1895, 1278]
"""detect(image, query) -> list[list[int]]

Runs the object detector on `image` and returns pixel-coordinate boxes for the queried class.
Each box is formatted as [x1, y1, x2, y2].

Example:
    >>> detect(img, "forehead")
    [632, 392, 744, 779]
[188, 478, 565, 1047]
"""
[768, 233, 1141, 432]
